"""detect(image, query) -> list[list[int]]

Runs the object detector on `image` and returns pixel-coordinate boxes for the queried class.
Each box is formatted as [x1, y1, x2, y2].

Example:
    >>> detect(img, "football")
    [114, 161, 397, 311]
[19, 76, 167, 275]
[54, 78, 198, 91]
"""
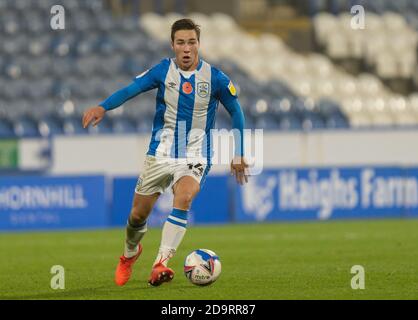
[184, 249, 222, 286]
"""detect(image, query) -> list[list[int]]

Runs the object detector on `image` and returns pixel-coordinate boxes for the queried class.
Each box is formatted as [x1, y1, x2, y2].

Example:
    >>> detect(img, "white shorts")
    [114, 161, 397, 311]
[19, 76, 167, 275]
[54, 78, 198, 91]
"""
[135, 155, 211, 195]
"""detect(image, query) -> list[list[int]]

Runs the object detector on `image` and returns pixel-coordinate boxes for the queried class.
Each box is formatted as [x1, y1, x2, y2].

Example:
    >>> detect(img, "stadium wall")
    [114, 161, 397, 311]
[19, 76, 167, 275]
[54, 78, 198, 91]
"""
[49, 129, 418, 175]
[2, 129, 418, 231]
[7, 129, 418, 174]
[1, 166, 418, 231]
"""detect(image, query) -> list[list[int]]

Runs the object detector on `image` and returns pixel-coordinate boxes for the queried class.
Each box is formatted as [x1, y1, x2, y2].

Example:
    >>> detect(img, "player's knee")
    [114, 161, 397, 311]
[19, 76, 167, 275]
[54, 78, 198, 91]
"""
[130, 206, 151, 223]
[174, 192, 194, 209]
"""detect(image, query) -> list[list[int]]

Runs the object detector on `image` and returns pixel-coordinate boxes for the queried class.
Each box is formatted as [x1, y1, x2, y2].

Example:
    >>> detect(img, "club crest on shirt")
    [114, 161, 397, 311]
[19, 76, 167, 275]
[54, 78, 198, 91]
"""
[196, 82, 210, 98]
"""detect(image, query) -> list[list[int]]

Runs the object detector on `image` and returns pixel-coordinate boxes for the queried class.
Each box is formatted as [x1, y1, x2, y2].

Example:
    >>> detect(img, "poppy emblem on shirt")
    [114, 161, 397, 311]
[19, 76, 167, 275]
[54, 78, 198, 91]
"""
[182, 82, 193, 94]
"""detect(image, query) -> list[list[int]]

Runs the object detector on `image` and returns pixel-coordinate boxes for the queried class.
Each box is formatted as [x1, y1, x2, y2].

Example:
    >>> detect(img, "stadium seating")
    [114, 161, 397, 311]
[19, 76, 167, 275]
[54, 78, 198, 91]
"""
[2, 0, 417, 137]
[313, 11, 418, 80]
[142, 12, 418, 129]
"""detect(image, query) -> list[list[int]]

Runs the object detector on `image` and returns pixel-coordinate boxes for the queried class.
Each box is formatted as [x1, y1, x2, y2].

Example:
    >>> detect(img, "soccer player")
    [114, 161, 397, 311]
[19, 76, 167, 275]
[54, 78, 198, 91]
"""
[82, 18, 248, 286]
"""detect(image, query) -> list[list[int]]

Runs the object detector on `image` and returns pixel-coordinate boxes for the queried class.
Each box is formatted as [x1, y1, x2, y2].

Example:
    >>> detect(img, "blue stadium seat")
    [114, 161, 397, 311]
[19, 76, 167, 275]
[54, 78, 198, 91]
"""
[95, 12, 117, 32]
[26, 78, 53, 100]
[255, 115, 279, 131]
[68, 11, 94, 33]
[302, 112, 326, 130]
[137, 118, 153, 133]
[112, 117, 138, 134]
[50, 35, 77, 57]
[270, 97, 300, 118]
[264, 80, 296, 99]
[317, 98, 343, 118]
[117, 17, 140, 33]
[366, 0, 386, 14]
[26, 56, 51, 79]
[215, 115, 232, 130]
[4, 34, 27, 55]
[35, 0, 59, 10]
[38, 115, 64, 137]
[325, 114, 350, 129]
[87, 117, 113, 134]
[99, 56, 124, 76]
[2, 79, 26, 100]
[2, 11, 21, 35]
[74, 56, 99, 78]
[75, 35, 99, 57]
[386, 0, 409, 13]
[278, 114, 303, 131]
[62, 115, 87, 135]
[405, 12, 418, 30]
[51, 58, 76, 77]
[81, 0, 105, 13]
[27, 37, 50, 58]
[309, 0, 329, 16]
[13, 116, 40, 137]
[0, 118, 14, 138]
[24, 12, 46, 34]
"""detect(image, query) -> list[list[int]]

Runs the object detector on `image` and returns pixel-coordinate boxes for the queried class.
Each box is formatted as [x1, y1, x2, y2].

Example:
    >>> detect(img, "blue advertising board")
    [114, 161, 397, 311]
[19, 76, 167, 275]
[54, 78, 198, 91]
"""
[0, 175, 107, 231]
[111, 175, 230, 227]
[234, 167, 418, 222]
[2, 165, 418, 232]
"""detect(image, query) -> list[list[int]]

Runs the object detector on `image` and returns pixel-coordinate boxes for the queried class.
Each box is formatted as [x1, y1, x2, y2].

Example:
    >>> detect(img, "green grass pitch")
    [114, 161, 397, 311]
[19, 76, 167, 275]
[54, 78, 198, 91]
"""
[0, 219, 417, 300]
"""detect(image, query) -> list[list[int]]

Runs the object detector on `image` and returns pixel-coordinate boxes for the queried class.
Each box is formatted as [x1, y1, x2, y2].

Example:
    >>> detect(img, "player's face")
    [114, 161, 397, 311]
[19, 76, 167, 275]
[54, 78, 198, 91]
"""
[172, 30, 200, 71]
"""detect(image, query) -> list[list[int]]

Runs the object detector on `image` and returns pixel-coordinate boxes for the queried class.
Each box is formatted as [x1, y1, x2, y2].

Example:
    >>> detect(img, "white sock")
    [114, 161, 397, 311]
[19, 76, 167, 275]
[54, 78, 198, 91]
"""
[154, 208, 188, 267]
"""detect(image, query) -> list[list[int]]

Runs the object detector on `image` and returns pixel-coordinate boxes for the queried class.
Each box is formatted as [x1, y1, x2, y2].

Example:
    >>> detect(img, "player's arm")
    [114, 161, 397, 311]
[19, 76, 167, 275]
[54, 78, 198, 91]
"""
[82, 82, 143, 128]
[218, 72, 248, 185]
[82, 67, 159, 129]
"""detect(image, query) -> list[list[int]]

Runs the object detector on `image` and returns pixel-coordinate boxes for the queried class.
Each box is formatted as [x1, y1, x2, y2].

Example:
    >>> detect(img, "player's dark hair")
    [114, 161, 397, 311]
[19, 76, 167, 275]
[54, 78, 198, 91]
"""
[171, 18, 201, 42]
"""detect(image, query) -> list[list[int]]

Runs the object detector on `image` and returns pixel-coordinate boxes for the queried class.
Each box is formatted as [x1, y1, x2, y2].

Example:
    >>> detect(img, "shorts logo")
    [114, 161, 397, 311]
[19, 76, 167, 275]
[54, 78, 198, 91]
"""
[196, 82, 210, 98]
[135, 177, 143, 191]
[188, 163, 204, 177]
[182, 82, 193, 94]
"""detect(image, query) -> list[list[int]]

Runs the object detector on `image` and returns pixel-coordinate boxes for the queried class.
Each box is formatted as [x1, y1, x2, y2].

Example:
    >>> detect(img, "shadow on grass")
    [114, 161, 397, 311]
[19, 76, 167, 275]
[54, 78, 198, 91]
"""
[3, 283, 203, 300]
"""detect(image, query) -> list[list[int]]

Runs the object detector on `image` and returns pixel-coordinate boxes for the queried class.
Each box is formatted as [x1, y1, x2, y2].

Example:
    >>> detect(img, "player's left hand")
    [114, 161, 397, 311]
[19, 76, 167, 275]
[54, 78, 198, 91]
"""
[230, 156, 249, 185]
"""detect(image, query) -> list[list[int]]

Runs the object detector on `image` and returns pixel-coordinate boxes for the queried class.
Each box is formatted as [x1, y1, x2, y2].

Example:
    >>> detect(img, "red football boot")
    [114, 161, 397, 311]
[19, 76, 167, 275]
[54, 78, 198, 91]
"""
[114, 244, 143, 286]
[148, 262, 174, 286]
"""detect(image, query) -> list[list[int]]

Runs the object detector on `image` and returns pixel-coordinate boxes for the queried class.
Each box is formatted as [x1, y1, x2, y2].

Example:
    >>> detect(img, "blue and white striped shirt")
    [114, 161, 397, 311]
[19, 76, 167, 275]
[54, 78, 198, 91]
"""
[100, 58, 245, 163]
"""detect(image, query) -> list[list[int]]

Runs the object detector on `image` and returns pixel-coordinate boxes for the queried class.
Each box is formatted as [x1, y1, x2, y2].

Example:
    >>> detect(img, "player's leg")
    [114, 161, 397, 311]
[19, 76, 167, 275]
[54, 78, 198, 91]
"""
[154, 176, 199, 266]
[124, 192, 159, 258]
[149, 176, 200, 286]
[115, 192, 159, 286]
[123, 155, 172, 259]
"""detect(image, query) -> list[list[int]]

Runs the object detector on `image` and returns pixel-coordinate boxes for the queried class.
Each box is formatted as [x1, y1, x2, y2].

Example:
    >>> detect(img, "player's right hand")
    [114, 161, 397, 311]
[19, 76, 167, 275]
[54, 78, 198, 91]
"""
[82, 106, 106, 129]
